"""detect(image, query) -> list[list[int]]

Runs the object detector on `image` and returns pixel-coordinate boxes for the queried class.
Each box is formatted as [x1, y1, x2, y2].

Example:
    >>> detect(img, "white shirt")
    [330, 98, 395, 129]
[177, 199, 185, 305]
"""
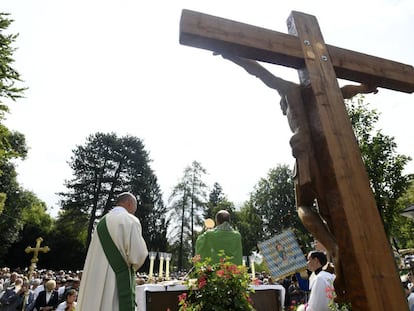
[306, 270, 335, 311]
[45, 291, 52, 303]
[408, 291, 414, 310]
[56, 300, 77, 311]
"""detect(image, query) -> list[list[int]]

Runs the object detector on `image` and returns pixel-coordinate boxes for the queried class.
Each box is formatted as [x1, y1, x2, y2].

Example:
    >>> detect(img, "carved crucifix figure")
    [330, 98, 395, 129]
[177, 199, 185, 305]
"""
[180, 9, 414, 311]
[217, 53, 350, 298]
[216, 54, 383, 301]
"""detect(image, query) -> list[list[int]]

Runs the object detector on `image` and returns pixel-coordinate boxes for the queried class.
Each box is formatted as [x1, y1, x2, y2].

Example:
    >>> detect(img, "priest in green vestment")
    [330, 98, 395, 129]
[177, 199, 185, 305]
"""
[195, 210, 243, 265]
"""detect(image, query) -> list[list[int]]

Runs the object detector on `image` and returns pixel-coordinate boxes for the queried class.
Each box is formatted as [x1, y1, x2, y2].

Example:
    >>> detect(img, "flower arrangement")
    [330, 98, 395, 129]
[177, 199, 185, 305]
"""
[178, 253, 255, 311]
[326, 281, 352, 311]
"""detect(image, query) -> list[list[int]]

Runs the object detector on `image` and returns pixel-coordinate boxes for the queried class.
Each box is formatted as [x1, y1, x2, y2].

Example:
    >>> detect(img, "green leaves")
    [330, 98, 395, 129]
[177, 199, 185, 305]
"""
[0, 12, 26, 104]
[346, 97, 412, 237]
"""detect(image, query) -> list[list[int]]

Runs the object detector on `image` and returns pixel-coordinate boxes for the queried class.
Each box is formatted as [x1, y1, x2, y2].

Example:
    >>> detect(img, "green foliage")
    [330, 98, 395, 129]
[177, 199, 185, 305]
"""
[205, 183, 237, 234]
[0, 162, 24, 264]
[20, 192, 52, 230]
[205, 183, 235, 220]
[247, 164, 312, 252]
[179, 253, 255, 311]
[250, 164, 296, 238]
[59, 132, 167, 261]
[168, 161, 208, 270]
[0, 124, 27, 176]
[49, 209, 88, 270]
[0, 12, 27, 211]
[0, 13, 26, 105]
[5, 191, 53, 269]
[346, 97, 412, 236]
[0, 12, 53, 269]
[0, 192, 5, 213]
[234, 202, 262, 255]
[394, 182, 414, 248]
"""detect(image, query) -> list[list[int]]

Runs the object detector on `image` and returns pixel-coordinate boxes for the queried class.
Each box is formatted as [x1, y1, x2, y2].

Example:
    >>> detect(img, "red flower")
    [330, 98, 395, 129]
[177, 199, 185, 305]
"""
[229, 264, 240, 274]
[216, 269, 225, 277]
[192, 255, 201, 263]
[198, 276, 207, 289]
[178, 292, 187, 302]
[325, 285, 335, 300]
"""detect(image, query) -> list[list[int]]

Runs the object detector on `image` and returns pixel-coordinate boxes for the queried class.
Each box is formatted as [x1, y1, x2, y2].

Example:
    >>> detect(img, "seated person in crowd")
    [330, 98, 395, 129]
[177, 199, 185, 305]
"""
[55, 289, 77, 311]
[195, 210, 243, 265]
[0, 277, 34, 311]
[33, 279, 59, 311]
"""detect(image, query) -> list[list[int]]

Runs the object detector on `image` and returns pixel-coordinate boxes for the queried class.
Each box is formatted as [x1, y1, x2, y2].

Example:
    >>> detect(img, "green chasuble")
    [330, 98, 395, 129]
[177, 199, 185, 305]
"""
[195, 222, 243, 265]
[97, 216, 136, 311]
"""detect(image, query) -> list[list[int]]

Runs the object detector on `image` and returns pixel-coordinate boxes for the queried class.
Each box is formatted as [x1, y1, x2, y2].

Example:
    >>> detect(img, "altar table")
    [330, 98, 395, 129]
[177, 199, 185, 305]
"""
[136, 283, 285, 311]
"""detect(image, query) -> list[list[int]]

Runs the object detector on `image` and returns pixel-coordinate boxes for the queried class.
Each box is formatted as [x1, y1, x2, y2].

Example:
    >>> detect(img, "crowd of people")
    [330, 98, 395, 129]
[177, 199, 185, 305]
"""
[0, 268, 81, 311]
[1, 253, 413, 310]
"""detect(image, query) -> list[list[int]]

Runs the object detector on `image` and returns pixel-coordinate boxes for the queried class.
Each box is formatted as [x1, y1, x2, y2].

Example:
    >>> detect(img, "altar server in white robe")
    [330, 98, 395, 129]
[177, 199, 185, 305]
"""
[77, 192, 148, 311]
[303, 250, 335, 311]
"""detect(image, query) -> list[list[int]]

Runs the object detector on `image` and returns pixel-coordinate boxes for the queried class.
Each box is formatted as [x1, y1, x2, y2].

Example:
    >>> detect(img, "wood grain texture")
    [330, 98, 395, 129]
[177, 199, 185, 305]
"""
[180, 9, 414, 93]
[287, 11, 406, 310]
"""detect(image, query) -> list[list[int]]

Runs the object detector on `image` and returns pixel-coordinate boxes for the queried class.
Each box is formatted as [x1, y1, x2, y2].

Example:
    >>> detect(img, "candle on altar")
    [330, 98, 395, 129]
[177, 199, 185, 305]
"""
[242, 256, 247, 266]
[148, 252, 157, 280]
[165, 253, 172, 280]
[249, 255, 256, 280]
[158, 252, 165, 279]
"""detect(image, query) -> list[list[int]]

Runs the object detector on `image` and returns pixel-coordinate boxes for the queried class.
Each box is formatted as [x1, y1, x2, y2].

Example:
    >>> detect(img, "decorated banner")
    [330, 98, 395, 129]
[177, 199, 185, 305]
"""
[258, 229, 307, 280]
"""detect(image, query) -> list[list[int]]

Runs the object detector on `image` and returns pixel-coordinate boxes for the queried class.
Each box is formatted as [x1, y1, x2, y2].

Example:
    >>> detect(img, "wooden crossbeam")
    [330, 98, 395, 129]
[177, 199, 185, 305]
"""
[180, 9, 414, 93]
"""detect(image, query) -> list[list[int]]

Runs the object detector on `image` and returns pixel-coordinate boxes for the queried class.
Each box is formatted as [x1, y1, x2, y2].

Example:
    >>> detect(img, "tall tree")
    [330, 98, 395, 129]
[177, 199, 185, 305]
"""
[0, 12, 27, 210]
[346, 97, 412, 236]
[234, 201, 262, 256]
[0, 12, 52, 269]
[0, 13, 26, 106]
[59, 132, 167, 259]
[251, 165, 299, 237]
[168, 161, 208, 270]
[205, 182, 235, 221]
[208, 183, 225, 208]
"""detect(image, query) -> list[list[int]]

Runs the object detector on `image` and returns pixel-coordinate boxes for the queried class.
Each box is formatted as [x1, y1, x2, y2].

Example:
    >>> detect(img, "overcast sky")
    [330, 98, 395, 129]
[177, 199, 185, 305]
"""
[2, 0, 414, 217]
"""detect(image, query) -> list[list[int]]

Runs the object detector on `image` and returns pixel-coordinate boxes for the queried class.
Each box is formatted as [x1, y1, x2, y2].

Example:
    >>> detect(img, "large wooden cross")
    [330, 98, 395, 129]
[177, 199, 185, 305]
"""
[179, 10, 414, 311]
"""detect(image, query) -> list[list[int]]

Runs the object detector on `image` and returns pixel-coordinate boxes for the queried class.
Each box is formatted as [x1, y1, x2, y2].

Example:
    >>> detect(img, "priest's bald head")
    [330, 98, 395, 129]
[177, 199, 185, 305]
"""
[115, 192, 138, 214]
[215, 210, 231, 225]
